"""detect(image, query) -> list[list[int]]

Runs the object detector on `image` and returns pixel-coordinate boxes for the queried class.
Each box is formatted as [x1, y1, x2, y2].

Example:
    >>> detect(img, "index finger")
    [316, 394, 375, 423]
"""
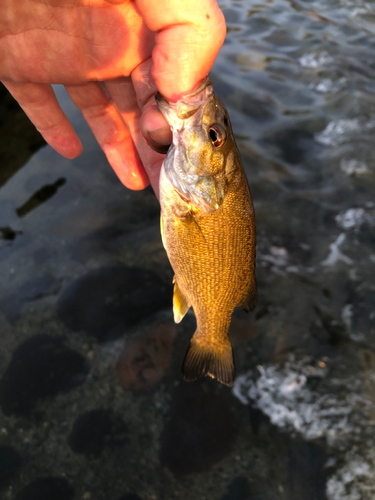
[135, 0, 226, 101]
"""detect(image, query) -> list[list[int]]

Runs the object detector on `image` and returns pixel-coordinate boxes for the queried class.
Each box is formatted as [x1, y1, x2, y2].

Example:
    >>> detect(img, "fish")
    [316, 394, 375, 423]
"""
[156, 77, 257, 387]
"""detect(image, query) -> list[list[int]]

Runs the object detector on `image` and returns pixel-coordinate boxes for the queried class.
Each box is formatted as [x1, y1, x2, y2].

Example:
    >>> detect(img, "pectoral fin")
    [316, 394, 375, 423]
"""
[238, 279, 257, 312]
[173, 276, 191, 323]
[160, 213, 166, 249]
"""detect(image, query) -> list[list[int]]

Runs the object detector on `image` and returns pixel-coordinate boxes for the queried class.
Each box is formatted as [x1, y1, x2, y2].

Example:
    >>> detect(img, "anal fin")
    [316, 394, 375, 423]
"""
[182, 335, 235, 387]
[173, 276, 191, 323]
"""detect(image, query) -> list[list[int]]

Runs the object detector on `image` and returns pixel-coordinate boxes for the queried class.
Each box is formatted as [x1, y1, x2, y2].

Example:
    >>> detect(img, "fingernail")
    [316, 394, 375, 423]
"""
[149, 126, 172, 145]
[143, 127, 171, 155]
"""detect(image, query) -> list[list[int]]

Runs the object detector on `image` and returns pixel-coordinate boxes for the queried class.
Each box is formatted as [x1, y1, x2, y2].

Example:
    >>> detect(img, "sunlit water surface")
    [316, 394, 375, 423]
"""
[0, 1, 375, 499]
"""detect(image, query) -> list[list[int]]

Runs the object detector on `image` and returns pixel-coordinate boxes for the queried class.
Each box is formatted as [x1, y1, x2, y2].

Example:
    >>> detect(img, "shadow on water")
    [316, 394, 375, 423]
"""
[0, 84, 46, 188]
[16, 178, 66, 217]
[0, 226, 21, 240]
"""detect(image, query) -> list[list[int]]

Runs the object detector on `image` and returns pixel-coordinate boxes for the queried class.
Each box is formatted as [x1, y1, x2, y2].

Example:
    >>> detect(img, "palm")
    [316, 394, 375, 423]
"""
[3, 1, 153, 83]
[0, 0, 226, 193]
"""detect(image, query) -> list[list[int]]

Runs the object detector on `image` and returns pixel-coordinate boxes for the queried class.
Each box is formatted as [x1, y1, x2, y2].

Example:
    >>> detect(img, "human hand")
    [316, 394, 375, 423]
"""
[0, 0, 226, 195]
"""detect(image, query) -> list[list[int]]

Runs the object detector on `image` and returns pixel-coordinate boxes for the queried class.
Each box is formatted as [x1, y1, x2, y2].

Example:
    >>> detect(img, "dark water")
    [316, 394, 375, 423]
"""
[1, 1, 375, 499]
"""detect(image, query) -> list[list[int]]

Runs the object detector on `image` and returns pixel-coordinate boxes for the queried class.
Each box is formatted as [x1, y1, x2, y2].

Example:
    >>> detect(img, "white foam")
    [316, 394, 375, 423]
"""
[335, 208, 366, 229]
[299, 51, 334, 69]
[326, 450, 375, 500]
[316, 119, 361, 146]
[340, 159, 369, 176]
[321, 233, 353, 266]
[233, 356, 352, 443]
[233, 354, 375, 499]
[312, 77, 347, 93]
[258, 246, 288, 273]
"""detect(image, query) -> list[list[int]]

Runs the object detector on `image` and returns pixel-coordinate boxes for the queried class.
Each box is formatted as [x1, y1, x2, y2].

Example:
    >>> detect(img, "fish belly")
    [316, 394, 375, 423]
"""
[160, 165, 256, 386]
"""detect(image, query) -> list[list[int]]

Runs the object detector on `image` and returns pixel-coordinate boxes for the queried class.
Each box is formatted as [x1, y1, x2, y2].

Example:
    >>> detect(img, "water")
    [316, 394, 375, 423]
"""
[1, 1, 375, 499]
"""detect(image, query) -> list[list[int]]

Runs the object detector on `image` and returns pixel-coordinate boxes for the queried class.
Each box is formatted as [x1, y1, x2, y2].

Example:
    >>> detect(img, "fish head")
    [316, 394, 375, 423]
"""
[156, 78, 240, 213]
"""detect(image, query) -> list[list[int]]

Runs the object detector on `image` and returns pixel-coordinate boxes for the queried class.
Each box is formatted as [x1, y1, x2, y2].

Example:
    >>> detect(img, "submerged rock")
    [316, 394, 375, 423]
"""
[15, 477, 74, 500]
[0, 335, 88, 417]
[67, 409, 127, 457]
[57, 266, 170, 342]
[160, 381, 236, 475]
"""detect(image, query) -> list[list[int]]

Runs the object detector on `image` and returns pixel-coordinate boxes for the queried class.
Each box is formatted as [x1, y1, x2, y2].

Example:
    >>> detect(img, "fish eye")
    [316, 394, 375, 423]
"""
[209, 124, 226, 148]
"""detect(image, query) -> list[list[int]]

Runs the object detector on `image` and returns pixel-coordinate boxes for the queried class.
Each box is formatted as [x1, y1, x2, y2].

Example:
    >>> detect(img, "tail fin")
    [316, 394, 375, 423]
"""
[182, 336, 235, 387]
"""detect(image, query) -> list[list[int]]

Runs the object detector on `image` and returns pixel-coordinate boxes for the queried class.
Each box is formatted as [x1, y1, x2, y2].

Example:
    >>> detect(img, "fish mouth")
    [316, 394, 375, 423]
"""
[154, 92, 169, 108]
[155, 78, 213, 123]
[155, 77, 212, 105]
[157, 77, 224, 213]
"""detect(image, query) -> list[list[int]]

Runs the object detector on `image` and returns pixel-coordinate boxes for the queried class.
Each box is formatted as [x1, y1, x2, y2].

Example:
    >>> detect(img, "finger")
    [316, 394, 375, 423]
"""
[131, 59, 171, 192]
[65, 81, 149, 190]
[105, 72, 165, 197]
[3, 81, 82, 158]
[135, 0, 226, 100]
[131, 60, 171, 192]
[131, 59, 172, 154]
[141, 106, 171, 155]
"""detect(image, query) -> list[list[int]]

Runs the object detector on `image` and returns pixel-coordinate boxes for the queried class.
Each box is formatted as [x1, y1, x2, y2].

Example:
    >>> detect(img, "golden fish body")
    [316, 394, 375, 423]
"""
[157, 78, 256, 387]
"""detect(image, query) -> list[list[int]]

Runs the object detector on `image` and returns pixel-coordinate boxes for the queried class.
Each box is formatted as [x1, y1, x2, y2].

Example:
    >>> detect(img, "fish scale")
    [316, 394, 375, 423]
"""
[158, 78, 257, 386]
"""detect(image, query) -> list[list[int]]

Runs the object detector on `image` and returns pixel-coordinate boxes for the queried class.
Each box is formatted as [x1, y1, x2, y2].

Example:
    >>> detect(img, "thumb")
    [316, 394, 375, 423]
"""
[135, 0, 226, 101]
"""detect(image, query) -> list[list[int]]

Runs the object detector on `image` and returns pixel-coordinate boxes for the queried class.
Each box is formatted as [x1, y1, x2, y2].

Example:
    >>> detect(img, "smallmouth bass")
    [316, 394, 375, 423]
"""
[156, 78, 256, 387]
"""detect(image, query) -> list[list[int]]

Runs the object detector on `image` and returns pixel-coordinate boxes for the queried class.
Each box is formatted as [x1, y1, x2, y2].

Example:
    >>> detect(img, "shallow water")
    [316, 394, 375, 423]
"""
[1, 1, 375, 499]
